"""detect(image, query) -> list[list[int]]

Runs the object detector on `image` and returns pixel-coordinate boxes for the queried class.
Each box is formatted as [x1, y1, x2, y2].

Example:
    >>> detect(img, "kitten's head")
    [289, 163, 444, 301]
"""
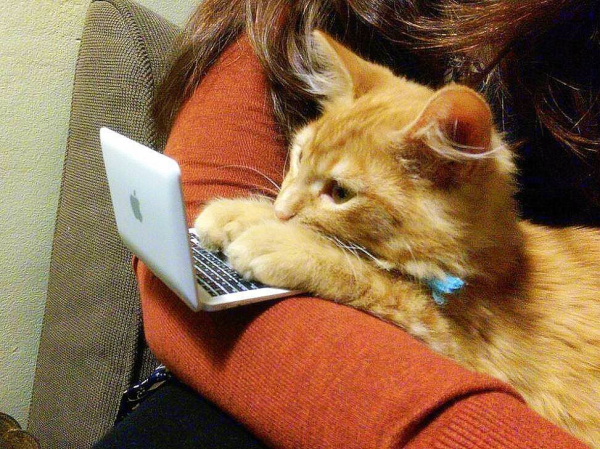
[275, 31, 519, 280]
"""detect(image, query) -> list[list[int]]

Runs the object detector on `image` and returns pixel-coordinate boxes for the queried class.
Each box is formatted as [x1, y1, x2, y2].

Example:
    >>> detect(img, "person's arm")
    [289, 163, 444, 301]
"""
[136, 36, 588, 449]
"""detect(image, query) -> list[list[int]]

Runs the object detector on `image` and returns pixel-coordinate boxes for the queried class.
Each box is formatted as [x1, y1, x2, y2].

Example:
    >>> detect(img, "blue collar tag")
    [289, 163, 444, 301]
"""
[425, 276, 465, 306]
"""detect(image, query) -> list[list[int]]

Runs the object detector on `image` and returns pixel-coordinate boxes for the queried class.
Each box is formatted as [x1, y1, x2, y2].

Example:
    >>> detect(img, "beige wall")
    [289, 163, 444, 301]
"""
[0, 0, 196, 427]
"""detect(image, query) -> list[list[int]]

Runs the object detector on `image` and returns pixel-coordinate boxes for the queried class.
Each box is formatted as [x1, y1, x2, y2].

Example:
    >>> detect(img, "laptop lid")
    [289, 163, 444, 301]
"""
[100, 127, 200, 310]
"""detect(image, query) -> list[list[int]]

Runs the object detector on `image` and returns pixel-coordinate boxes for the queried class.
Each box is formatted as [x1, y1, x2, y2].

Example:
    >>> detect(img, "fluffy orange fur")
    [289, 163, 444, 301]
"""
[195, 31, 600, 446]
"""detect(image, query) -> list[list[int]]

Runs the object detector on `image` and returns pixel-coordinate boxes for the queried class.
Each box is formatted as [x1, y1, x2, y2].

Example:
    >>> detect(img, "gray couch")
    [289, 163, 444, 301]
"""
[28, 1, 178, 447]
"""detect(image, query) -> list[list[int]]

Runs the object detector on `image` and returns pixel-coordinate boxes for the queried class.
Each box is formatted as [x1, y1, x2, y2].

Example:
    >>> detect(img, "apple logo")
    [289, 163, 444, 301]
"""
[130, 190, 143, 223]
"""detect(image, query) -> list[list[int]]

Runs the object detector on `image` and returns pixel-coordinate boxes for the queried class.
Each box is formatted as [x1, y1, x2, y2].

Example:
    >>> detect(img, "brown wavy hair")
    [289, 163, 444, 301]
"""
[154, 0, 600, 222]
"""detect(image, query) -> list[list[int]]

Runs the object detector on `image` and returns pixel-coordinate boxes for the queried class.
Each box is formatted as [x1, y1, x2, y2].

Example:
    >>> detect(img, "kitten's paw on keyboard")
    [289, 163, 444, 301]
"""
[194, 197, 276, 251]
[224, 222, 316, 290]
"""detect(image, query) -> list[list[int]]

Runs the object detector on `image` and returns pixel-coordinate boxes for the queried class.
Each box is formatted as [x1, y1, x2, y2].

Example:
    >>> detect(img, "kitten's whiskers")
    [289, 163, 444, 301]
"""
[221, 164, 282, 192]
[246, 185, 280, 197]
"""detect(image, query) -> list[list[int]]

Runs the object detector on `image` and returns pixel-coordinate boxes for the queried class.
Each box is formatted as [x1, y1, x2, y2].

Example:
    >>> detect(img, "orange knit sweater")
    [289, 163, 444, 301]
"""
[136, 37, 589, 449]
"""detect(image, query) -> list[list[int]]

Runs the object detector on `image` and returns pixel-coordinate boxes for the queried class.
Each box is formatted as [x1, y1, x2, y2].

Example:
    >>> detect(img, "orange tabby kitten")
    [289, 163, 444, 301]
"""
[195, 31, 600, 447]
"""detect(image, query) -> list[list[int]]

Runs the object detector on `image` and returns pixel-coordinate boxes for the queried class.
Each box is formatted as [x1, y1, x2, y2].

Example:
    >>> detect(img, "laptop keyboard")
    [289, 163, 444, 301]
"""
[189, 233, 263, 297]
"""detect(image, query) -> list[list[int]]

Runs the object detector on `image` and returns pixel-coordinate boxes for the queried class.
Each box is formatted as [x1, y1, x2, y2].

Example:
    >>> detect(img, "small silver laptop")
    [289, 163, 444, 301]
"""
[100, 128, 298, 311]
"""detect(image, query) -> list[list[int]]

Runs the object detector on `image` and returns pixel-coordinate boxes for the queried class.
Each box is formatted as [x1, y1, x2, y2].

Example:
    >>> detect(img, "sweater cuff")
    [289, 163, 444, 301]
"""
[405, 392, 588, 448]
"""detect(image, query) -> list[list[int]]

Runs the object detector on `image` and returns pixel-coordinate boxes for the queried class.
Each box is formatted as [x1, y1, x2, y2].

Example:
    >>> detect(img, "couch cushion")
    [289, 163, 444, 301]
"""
[27, 1, 178, 447]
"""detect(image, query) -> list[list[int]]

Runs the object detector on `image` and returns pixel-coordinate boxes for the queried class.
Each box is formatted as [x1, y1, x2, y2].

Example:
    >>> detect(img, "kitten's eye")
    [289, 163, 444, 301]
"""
[324, 180, 355, 204]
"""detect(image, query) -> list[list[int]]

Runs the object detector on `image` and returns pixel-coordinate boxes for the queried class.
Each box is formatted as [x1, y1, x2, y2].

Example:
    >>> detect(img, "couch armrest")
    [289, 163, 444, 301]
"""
[28, 1, 178, 447]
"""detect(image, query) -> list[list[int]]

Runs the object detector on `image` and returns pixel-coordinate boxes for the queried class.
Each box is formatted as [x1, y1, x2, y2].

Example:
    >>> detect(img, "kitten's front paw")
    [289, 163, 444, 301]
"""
[225, 222, 314, 289]
[194, 197, 275, 251]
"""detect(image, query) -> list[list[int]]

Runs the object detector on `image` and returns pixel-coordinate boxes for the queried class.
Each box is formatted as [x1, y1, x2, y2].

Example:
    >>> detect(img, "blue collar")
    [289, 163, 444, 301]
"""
[425, 275, 465, 306]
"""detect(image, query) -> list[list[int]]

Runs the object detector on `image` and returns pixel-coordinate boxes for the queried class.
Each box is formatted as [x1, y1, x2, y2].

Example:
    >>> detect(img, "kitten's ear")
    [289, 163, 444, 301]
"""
[406, 85, 494, 185]
[304, 30, 384, 103]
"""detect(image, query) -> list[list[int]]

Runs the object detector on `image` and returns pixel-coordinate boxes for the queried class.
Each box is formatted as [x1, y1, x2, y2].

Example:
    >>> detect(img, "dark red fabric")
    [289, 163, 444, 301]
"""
[136, 37, 588, 449]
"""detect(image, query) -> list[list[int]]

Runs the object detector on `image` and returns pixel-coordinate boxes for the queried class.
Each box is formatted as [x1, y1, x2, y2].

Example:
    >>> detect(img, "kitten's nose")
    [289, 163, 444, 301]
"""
[275, 207, 296, 221]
